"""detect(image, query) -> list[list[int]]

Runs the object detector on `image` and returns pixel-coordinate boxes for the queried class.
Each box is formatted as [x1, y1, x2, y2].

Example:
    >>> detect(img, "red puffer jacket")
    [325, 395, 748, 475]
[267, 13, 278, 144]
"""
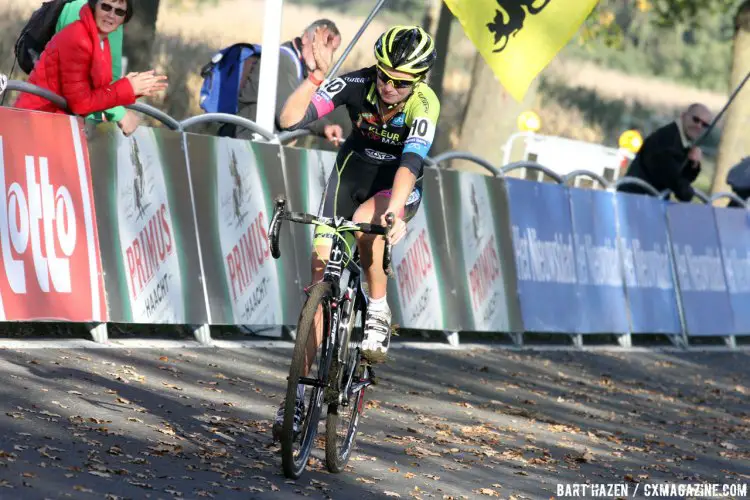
[14, 4, 135, 115]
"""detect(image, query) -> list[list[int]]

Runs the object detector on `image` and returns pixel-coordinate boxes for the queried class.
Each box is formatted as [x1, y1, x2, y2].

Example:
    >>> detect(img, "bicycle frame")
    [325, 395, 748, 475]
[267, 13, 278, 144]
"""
[268, 196, 393, 405]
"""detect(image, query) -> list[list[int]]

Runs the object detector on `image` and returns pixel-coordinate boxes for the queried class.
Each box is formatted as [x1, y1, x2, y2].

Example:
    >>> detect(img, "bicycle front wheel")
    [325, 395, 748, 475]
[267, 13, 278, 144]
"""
[281, 282, 334, 479]
[325, 308, 368, 473]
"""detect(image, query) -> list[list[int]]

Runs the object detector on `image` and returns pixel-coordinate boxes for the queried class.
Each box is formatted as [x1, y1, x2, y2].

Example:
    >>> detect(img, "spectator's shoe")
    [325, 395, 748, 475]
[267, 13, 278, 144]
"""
[361, 303, 392, 364]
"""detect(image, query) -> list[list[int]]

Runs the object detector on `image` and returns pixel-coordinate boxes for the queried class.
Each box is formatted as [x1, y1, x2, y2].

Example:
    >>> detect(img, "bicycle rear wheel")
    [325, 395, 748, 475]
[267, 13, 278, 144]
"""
[281, 282, 334, 479]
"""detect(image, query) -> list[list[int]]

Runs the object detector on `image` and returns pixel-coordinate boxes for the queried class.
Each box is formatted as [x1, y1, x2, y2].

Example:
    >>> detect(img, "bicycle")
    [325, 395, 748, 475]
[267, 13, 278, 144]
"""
[268, 195, 394, 479]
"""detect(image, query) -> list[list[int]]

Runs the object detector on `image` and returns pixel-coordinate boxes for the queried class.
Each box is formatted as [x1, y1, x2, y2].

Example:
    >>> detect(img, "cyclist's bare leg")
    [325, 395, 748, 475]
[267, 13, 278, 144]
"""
[352, 196, 390, 300]
[302, 244, 330, 377]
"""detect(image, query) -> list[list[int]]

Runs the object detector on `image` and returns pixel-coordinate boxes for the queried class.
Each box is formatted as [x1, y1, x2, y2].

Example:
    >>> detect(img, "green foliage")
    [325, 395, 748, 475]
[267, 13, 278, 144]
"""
[569, 0, 736, 92]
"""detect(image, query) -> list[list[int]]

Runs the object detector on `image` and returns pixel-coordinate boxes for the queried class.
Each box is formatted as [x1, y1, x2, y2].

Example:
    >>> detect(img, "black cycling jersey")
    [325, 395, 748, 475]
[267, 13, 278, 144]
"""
[286, 66, 441, 177]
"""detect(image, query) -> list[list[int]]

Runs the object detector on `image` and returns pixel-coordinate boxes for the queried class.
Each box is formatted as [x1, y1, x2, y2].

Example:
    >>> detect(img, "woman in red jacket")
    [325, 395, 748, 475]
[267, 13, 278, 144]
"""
[14, 0, 167, 116]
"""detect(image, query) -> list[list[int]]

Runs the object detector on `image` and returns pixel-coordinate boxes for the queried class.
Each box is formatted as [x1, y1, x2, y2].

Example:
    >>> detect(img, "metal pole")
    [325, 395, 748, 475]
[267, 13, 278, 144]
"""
[255, 0, 284, 138]
[692, 69, 750, 149]
[326, 0, 389, 80]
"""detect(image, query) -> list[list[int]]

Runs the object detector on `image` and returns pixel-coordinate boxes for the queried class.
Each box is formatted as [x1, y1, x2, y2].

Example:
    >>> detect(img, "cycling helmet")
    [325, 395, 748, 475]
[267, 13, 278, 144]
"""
[374, 25, 437, 76]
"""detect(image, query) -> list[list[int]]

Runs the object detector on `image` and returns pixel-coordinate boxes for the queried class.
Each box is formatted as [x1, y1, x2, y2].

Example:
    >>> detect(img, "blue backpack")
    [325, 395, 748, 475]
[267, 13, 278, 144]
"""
[199, 43, 261, 114]
[199, 42, 304, 115]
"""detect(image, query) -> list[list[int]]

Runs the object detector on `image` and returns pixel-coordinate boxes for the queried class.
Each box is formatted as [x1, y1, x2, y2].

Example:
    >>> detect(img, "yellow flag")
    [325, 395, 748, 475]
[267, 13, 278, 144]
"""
[443, 0, 599, 101]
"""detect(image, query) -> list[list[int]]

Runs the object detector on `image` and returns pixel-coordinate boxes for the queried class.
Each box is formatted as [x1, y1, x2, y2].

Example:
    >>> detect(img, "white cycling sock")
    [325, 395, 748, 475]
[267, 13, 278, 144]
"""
[368, 294, 388, 311]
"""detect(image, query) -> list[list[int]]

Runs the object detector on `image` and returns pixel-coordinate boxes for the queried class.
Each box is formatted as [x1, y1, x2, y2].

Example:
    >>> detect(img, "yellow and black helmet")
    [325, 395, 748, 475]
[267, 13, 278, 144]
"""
[374, 25, 437, 76]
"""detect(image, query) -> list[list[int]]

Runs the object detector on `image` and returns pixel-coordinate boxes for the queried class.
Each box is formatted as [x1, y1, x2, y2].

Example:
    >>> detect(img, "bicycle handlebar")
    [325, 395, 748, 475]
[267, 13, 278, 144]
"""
[269, 196, 394, 274]
[282, 210, 389, 236]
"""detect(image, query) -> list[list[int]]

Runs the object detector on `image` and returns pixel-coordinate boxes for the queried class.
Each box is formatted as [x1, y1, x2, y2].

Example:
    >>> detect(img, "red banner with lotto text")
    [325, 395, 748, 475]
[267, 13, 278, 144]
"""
[0, 108, 106, 322]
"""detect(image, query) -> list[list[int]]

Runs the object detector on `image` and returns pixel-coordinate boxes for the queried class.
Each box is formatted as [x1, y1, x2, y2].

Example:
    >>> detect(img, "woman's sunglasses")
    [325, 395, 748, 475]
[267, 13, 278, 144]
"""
[376, 65, 418, 89]
[99, 2, 127, 17]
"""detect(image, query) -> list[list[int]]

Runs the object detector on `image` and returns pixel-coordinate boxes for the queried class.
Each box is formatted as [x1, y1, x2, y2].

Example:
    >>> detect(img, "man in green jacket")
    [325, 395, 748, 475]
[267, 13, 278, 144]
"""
[57, 0, 140, 135]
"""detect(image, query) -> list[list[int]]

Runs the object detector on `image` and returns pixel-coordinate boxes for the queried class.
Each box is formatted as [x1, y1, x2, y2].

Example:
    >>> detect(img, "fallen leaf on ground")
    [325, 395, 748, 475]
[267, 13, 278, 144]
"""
[405, 446, 441, 458]
[384, 492, 401, 498]
[475, 488, 499, 496]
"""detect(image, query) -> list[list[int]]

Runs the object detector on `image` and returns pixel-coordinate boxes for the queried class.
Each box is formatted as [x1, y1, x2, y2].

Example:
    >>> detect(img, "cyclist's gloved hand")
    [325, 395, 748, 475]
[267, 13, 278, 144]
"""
[324, 124, 344, 146]
[382, 212, 406, 246]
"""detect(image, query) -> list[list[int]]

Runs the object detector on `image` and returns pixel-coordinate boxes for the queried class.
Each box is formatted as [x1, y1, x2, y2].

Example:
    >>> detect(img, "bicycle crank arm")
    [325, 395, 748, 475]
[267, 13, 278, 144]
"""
[297, 376, 327, 388]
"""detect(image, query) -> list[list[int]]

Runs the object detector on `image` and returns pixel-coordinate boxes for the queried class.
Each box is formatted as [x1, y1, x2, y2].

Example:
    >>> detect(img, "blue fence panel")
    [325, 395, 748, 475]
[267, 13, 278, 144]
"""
[666, 203, 734, 336]
[712, 207, 750, 336]
[615, 193, 681, 334]
[569, 189, 629, 334]
[506, 179, 580, 333]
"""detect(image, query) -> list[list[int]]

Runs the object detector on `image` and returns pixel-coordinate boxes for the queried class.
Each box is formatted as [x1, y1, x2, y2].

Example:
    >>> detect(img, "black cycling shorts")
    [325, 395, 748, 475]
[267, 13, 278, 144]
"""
[313, 149, 422, 246]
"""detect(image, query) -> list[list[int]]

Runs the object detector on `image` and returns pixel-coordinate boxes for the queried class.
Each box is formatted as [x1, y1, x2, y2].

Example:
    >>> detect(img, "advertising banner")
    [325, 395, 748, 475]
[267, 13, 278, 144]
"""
[440, 169, 511, 333]
[0, 109, 106, 322]
[568, 188, 629, 334]
[666, 203, 734, 336]
[185, 135, 301, 326]
[503, 178, 580, 333]
[713, 207, 750, 335]
[88, 125, 207, 324]
[281, 147, 336, 290]
[387, 167, 459, 331]
[614, 193, 681, 334]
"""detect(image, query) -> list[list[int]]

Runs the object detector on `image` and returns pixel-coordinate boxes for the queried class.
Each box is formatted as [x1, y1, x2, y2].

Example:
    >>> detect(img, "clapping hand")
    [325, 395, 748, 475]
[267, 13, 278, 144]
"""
[126, 70, 169, 97]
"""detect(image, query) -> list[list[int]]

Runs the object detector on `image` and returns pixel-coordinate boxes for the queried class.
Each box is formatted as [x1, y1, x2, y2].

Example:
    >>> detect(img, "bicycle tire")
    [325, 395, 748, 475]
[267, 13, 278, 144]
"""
[281, 282, 334, 479]
[325, 305, 367, 473]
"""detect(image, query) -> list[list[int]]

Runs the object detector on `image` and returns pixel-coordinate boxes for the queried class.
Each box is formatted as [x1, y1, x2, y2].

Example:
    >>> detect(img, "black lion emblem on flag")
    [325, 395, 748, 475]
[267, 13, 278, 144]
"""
[487, 0, 552, 53]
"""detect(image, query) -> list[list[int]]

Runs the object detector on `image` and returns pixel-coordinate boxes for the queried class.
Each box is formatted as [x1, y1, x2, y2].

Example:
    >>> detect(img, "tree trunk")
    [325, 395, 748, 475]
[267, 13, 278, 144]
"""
[711, 0, 750, 197]
[123, 0, 161, 72]
[427, 2, 453, 103]
[451, 51, 538, 175]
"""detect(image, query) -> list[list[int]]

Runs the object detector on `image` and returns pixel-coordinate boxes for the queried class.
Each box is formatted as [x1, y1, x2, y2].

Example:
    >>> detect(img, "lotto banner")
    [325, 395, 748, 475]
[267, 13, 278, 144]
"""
[614, 193, 681, 335]
[713, 207, 750, 335]
[501, 178, 581, 333]
[88, 124, 207, 324]
[568, 189, 629, 334]
[666, 203, 734, 336]
[387, 167, 459, 332]
[0, 108, 106, 322]
[184, 135, 301, 326]
[440, 169, 512, 333]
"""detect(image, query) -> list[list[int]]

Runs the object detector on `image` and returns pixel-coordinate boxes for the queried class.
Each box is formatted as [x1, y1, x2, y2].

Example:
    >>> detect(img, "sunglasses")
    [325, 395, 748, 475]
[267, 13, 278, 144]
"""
[376, 65, 418, 89]
[691, 115, 710, 128]
[99, 2, 127, 17]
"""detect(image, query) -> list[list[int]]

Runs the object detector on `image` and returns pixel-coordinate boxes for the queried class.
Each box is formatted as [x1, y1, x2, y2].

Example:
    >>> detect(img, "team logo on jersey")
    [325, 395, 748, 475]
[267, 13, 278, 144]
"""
[365, 149, 397, 162]
[391, 113, 406, 127]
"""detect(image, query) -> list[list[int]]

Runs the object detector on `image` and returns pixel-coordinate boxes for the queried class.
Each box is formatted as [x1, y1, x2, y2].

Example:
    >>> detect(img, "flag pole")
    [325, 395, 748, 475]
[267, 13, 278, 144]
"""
[691, 69, 750, 149]
[326, 0, 389, 80]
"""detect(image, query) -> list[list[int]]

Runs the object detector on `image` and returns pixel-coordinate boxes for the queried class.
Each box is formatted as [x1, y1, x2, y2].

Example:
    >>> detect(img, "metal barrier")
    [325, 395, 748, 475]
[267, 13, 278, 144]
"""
[179, 113, 275, 140]
[128, 102, 181, 131]
[427, 151, 501, 177]
[563, 169, 610, 189]
[613, 176, 665, 198]
[3, 79, 69, 111]
[711, 192, 748, 208]
[501, 160, 564, 183]
[277, 129, 313, 144]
